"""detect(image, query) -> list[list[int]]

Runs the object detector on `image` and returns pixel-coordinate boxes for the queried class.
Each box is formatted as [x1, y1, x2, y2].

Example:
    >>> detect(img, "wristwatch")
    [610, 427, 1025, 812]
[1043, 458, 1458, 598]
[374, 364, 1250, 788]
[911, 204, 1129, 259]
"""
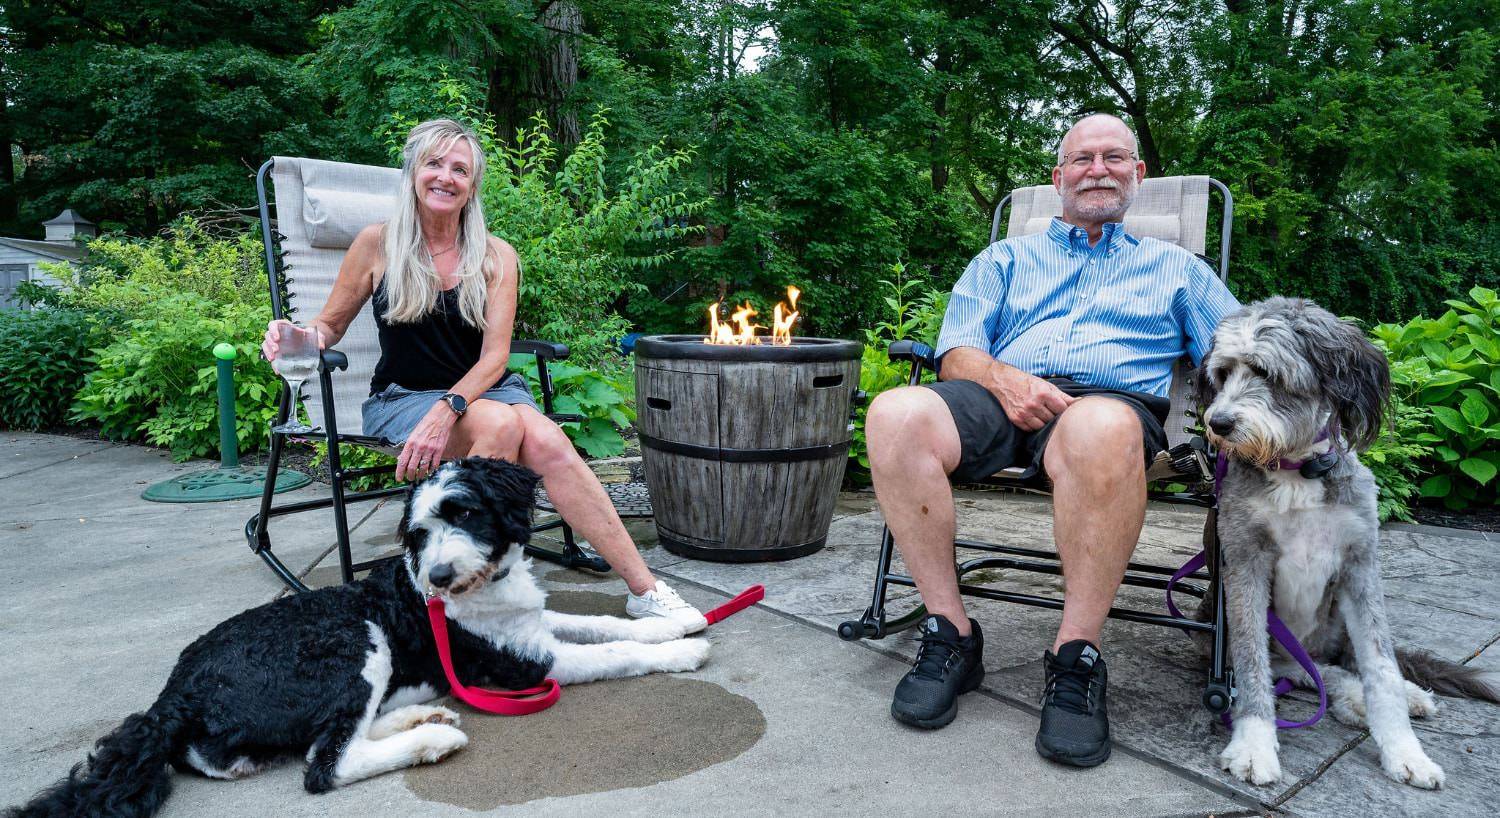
[439, 393, 468, 417]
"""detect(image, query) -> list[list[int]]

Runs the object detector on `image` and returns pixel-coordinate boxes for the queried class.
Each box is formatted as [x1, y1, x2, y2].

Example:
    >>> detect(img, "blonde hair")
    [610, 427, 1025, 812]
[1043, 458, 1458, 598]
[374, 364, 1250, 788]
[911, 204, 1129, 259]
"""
[381, 119, 494, 328]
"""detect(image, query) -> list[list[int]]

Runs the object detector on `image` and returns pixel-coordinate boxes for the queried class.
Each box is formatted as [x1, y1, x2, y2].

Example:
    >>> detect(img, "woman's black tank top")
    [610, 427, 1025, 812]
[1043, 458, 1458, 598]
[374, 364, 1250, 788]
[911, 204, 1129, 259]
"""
[369, 278, 495, 395]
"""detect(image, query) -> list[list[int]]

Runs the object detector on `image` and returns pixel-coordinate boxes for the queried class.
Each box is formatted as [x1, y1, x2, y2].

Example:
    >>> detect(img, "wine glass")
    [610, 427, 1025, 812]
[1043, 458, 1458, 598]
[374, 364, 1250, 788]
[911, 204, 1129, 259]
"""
[271, 323, 319, 435]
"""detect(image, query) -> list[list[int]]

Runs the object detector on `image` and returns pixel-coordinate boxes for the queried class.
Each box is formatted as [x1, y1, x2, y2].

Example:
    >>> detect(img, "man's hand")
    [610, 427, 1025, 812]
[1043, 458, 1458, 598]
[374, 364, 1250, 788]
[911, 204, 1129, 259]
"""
[991, 368, 1075, 431]
[396, 402, 459, 481]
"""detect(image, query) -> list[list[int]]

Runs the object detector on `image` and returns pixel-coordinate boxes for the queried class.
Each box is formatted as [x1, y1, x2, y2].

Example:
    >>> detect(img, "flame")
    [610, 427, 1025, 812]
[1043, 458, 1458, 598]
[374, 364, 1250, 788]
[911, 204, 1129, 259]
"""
[705, 286, 802, 345]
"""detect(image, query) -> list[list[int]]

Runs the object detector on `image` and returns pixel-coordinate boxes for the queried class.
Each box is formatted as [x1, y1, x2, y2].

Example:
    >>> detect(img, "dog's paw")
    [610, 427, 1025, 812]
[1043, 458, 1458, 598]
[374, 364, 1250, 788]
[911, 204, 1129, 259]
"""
[1220, 719, 1281, 786]
[630, 616, 689, 643]
[1405, 682, 1439, 719]
[654, 638, 710, 672]
[1330, 676, 1369, 728]
[1380, 742, 1444, 789]
[368, 705, 461, 740]
[411, 723, 469, 765]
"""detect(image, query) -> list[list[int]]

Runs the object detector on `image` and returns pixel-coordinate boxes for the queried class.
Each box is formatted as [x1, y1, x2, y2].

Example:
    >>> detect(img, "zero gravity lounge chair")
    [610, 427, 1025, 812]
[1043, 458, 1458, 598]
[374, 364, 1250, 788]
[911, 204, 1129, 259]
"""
[838, 176, 1237, 716]
[246, 156, 609, 593]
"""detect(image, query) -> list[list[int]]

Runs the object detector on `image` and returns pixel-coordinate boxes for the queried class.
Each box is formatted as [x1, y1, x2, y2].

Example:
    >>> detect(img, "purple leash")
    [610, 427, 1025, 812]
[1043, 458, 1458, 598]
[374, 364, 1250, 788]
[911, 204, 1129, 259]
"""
[1165, 452, 1328, 729]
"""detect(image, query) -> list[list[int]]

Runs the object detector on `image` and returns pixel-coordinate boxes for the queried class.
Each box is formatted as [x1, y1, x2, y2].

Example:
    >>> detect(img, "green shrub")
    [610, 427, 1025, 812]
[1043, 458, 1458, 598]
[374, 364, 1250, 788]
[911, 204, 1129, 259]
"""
[1371, 287, 1500, 510]
[0, 308, 104, 430]
[40, 221, 282, 460]
[71, 296, 280, 459]
[847, 265, 948, 483]
[515, 355, 635, 459]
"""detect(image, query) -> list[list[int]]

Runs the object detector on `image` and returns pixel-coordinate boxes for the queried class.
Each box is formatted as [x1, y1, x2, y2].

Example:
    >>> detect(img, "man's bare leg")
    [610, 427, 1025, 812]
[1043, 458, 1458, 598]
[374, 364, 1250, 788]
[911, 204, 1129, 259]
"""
[865, 386, 969, 635]
[1041, 397, 1149, 651]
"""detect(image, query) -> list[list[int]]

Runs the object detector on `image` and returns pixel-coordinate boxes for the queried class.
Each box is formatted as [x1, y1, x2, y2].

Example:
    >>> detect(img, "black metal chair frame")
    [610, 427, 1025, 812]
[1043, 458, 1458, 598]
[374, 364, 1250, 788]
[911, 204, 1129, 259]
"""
[244, 159, 610, 593]
[838, 180, 1236, 715]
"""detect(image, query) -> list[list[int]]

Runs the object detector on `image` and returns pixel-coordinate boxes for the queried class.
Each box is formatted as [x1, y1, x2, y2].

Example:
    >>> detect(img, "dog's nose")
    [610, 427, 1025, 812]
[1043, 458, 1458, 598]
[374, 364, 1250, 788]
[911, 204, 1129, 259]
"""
[1208, 413, 1237, 436]
[428, 563, 456, 588]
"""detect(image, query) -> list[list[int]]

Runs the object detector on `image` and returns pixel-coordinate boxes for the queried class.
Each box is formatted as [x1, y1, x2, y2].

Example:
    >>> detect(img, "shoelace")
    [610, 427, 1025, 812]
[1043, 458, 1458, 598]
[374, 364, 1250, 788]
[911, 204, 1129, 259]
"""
[647, 584, 692, 610]
[1043, 661, 1095, 714]
[910, 632, 965, 681]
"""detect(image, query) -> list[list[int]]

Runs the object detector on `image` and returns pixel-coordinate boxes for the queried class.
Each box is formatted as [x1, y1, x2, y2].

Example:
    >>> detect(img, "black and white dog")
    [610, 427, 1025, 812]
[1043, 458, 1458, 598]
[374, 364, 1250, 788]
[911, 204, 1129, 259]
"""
[7, 457, 708, 818]
[1197, 297, 1498, 789]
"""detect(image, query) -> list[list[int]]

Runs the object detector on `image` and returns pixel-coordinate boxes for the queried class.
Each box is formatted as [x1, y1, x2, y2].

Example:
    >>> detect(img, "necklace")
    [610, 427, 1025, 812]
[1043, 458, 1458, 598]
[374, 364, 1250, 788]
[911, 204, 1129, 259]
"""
[428, 243, 458, 258]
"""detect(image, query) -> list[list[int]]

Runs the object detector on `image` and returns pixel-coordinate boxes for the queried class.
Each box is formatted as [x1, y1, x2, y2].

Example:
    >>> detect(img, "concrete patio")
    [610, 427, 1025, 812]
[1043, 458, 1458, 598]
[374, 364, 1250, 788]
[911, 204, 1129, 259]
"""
[2, 431, 1495, 817]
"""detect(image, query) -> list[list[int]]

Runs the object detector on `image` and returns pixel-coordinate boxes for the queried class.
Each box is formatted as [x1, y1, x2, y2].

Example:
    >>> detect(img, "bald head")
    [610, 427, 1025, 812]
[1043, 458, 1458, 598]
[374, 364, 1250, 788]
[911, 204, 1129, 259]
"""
[1057, 114, 1139, 164]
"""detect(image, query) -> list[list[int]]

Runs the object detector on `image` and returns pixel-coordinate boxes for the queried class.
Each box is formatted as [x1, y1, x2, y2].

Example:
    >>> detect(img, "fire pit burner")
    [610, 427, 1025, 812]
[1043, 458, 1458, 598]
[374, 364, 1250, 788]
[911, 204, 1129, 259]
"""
[634, 335, 862, 562]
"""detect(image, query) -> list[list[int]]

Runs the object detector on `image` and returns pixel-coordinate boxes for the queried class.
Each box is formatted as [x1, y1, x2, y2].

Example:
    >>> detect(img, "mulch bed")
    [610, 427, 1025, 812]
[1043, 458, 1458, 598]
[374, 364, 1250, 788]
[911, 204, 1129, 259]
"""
[1410, 504, 1500, 534]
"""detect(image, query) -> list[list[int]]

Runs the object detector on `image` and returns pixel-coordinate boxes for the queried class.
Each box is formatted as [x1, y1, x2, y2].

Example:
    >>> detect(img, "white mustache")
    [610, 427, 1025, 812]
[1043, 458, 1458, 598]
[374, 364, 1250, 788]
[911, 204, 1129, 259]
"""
[1075, 177, 1122, 192]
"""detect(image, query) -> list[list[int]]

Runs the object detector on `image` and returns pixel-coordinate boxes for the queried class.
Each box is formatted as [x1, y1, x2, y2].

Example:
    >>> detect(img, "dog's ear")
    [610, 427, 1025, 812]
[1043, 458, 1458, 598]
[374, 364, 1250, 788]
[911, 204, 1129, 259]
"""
[1296, 305, 1390, 451]
[1191, 341, 1218, 412]
[461, 457, 540, 544]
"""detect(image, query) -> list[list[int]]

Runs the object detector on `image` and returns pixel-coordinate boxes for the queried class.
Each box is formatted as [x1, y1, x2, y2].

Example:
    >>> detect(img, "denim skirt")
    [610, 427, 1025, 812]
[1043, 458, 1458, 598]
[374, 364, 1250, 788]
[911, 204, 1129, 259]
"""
[360, 371, 539, 444]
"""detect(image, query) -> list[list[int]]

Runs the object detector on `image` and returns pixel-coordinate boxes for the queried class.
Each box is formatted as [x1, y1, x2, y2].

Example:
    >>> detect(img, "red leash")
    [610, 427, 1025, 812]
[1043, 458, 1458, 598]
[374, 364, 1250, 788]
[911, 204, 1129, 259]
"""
[703, 584, 765, 625]
[426, 597, 560, 715]
[424, 584, 763, 716]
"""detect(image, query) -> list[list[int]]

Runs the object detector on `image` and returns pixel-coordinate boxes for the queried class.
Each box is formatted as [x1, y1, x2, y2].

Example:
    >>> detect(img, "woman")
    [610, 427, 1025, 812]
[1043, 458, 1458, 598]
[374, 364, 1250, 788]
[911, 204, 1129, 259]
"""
[263, 119, 705, 631]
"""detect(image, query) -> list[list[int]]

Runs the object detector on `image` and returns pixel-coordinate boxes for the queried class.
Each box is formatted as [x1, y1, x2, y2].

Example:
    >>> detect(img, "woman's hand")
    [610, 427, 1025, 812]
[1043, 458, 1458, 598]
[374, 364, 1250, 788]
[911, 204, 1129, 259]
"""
[396, 402, 459, 481]
[262, 319, 325, 362]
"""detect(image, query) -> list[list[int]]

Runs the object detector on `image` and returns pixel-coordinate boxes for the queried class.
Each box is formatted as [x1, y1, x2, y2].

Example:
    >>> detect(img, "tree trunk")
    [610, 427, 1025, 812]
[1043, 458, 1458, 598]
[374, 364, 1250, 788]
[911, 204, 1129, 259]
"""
[0, 83, 16, 230]
[530, 0, 581, 147]
[930, 49, 951, 194]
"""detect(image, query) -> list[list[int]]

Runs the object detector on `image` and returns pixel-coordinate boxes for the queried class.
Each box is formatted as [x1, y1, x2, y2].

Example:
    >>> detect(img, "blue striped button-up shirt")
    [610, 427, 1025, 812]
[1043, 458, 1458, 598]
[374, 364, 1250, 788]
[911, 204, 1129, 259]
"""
[935, 218, 1239, 398]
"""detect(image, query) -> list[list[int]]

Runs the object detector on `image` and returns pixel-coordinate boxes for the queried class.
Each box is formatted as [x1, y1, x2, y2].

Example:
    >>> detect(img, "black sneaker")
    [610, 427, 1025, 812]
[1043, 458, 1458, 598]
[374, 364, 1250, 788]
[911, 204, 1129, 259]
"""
[890, 615, 985, 729]
[1035, 640, 1110, 767]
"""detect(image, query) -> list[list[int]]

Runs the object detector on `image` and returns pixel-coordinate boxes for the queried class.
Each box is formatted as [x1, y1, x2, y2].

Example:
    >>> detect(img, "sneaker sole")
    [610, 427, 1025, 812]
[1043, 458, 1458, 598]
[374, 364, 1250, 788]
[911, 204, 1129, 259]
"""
[1033, 734, 1111, 768]
[890, 664, 985, 730]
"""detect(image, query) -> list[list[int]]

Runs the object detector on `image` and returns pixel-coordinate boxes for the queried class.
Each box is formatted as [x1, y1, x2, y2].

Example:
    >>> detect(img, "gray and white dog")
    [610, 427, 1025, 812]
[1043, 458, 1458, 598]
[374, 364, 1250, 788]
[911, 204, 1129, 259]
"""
[1196, 297, 1498, 789]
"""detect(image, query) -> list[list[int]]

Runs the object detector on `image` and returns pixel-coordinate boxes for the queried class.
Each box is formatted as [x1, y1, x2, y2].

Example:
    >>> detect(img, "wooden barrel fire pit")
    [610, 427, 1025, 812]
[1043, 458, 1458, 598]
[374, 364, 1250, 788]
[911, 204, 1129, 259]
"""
[634, 334, 863, 562]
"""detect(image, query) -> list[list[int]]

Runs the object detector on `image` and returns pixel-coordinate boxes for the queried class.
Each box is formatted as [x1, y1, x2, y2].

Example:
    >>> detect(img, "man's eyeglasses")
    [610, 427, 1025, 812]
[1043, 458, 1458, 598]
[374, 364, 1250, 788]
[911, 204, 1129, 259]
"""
[1061, 149, 1136, 169]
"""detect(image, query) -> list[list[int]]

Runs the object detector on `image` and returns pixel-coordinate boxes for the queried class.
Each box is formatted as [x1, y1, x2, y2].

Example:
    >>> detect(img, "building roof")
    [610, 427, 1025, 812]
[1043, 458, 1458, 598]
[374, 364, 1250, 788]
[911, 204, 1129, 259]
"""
[0, 236, 89, 262]
[41, 209, 97, 229]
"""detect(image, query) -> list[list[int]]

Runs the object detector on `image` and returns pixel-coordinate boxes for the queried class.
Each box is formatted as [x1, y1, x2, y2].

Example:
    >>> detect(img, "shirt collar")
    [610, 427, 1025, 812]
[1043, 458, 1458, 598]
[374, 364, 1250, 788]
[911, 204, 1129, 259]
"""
[1047, 217, 1135, 254]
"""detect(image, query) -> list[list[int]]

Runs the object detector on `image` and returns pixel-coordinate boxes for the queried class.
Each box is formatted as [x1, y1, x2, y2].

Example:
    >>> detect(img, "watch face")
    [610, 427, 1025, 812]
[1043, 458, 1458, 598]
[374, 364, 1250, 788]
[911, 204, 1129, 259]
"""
[445, 394, 466, 414]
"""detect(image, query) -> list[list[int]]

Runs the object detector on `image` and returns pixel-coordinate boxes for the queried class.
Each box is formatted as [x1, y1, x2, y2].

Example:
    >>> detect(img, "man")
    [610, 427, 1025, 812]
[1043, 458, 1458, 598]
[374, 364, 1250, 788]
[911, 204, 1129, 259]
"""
[866, 114, 1238, 767]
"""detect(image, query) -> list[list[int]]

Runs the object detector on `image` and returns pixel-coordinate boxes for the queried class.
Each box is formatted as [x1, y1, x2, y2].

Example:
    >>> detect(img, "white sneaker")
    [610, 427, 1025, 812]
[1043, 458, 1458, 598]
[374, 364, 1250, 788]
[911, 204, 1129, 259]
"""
[626, 580, 708, 634]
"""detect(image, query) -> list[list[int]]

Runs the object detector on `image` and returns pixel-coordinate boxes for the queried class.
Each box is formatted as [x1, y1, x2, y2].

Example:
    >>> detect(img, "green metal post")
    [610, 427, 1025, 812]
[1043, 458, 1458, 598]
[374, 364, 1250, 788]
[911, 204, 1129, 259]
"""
[214, 343, 239, 469]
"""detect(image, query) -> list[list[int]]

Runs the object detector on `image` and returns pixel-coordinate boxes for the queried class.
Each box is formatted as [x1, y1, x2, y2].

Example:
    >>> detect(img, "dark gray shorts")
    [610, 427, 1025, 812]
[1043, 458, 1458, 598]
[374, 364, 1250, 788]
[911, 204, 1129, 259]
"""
[925, 377, 1169, 483]
[360, 371, 539, 444]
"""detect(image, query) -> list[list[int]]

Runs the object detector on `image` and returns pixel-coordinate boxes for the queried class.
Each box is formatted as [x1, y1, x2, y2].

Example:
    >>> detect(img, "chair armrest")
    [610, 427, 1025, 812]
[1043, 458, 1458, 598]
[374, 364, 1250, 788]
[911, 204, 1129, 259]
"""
[547, 413, 586, 424]
[512, 339, 571, 361]
[887, 340, 936, 366]
[320, 348, 349, 372]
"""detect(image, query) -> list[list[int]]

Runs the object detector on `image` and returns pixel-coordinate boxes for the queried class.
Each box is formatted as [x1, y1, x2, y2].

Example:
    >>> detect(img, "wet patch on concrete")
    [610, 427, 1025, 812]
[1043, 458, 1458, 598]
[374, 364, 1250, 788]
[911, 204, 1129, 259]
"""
[402, 675, 765, 808]
[541, 567, 617, 586]
[544, 589, 626, 615]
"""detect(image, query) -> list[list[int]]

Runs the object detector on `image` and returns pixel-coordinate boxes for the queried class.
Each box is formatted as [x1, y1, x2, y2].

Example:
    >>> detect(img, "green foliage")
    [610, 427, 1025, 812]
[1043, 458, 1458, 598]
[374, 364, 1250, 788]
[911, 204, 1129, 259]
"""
[44, 222, 282, 460]
[310, 443, 400, 493]
[515, 355, 637, 459]
[1371, 287, 1500, 510]
[489, 111, 706, 364]
[847, 264, 949, 483]
[0, 308, 103, 430]
[3, 0, 347, 232]
[1360, 398, 1434, 523]
[70, 297, 279, 460]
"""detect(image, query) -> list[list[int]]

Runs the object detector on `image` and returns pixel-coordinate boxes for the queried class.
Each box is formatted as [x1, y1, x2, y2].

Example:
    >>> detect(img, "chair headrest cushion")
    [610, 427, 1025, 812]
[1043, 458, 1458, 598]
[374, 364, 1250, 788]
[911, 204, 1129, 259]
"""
[304, 186, 399, 249]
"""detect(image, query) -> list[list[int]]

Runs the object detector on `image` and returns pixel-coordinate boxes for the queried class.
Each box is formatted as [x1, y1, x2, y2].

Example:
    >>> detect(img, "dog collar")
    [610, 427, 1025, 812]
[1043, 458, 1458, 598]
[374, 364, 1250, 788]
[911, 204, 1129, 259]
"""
[1215, 427, 1342, 486]
[1268, 427, 1341, 479]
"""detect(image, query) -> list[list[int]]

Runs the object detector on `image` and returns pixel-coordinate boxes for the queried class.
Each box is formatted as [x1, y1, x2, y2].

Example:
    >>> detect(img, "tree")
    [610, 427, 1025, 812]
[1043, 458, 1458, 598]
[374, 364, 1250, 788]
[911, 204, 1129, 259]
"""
[3, 0, 345, 233]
